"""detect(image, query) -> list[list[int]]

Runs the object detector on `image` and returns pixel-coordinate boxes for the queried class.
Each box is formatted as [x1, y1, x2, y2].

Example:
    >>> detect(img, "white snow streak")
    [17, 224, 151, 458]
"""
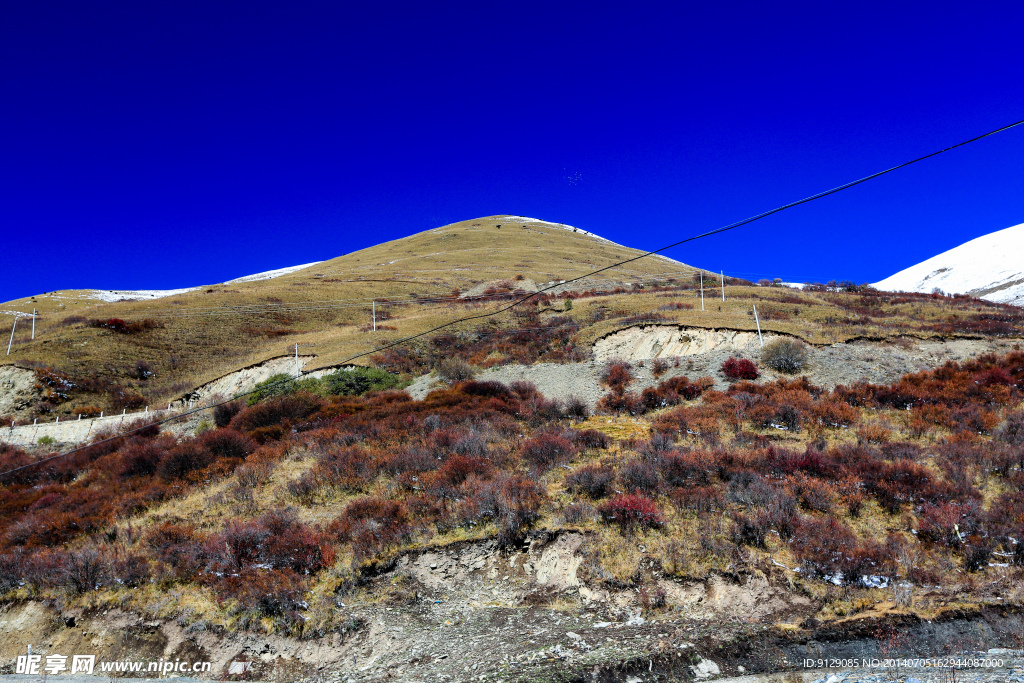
[225, 261, 322, 283]
[81, 261, 323, 301]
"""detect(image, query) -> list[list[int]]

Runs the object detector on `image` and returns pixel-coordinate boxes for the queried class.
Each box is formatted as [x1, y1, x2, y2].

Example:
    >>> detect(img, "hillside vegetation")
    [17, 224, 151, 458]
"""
[2, 215, 1023, 422]
[1, 347, 1023, 637]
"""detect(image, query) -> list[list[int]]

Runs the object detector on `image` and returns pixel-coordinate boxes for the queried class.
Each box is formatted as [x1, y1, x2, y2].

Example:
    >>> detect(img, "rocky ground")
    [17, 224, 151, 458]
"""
[407, 330, 1021, 407]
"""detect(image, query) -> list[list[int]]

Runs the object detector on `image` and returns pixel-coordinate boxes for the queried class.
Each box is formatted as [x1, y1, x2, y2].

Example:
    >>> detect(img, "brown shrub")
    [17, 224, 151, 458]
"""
[198, 429, 256, 461]
[600, 360, 634, 392]
[564, 464, 616, 499]
[116, 441, 165, 479]
[144, 523, 207, 580]
[620, 459, 660, 493]
[669, 485, 724, 512]
[520, 432, 575, 471]
[157, 441, 213, 480]
[651, 358, 670, 378]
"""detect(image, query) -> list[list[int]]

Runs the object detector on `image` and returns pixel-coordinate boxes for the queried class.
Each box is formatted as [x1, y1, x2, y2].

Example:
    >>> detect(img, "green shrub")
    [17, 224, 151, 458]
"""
[248, 374, 299, 405]
[761, 338, 808, 374]
[248, 368, 403, 405]
[38, 435, 56, 445]
[322, 367, 402, 396]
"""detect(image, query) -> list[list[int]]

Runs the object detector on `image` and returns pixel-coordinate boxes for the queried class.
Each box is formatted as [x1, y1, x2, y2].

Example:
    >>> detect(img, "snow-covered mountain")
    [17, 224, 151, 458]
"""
[874, 222, 1024, 307]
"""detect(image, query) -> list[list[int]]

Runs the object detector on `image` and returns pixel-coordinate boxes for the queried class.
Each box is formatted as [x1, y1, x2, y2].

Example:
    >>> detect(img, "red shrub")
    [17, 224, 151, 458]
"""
[145, 523, 207, 580]
[787, 474, 836, 513]
[217, 568, 308, 625]
[791, 516, 858, 579]
[229, 394, 322, 433]
[596, 390, 642, 416]
[426, 454, 491, 494]
[721, 357, 759, 380]
[658, 375, 714, 401]
[380, 448, 438, 475]
[598, 376, 713, 416]
[809, 397, 861, 429]
[651, 358, 670, 378]
[213, 401, 243, 428]
[337, 501, 412, 562]
[459, 380, 513, 398]
[732, 513, 772, 548]
[460, 473, 548, 548]
[209, 510, 333, 575]
[598, 493, 664, 530]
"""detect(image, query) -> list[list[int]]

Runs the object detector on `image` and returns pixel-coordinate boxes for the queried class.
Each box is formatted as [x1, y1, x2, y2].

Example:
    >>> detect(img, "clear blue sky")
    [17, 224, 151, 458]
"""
[3, 1, 1023, 303]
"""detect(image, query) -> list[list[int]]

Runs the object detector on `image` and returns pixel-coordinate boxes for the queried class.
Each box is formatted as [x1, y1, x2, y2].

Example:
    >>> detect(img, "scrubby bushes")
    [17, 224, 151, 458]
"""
[761, 338, 808, 374]
[437, 357, 476, 383]
[600, 360, 634, 392]
[5, 344, 1024, 622]
[324, 366, 403, 395]
[597, 375, 713, 416]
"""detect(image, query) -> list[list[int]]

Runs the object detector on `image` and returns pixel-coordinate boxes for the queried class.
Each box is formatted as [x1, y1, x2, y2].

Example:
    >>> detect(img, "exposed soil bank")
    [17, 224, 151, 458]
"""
[407, 331, 1020, 407]
[1, 534, 1021, 683]
[0, 366, 41, 419]
[593, 326, 782, 362]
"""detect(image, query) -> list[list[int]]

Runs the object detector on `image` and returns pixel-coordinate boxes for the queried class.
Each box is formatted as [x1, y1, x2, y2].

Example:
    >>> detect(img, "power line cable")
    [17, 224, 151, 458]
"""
[3, 116, 1022, 480]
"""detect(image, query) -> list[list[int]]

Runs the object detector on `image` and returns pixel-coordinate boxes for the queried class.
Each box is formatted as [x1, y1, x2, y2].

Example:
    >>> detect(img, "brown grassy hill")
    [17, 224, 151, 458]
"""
[4, 214, 1024, 423]
[0, 216, 702, 417]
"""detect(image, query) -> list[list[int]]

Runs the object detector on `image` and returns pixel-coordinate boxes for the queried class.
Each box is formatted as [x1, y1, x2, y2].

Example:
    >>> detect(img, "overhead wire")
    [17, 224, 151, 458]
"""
[2, 116, 1022, 480]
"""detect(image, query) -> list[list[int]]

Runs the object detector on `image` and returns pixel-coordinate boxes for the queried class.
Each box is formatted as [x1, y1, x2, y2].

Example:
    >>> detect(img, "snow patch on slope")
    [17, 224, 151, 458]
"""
[226, 261, 322, 283]
[874, 222, 1024, 307]
[85, 287, 204, 302]
[81, 261, 324, 302]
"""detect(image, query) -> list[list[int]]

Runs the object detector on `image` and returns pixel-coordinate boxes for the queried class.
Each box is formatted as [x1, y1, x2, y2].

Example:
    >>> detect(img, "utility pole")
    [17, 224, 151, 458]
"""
[6, 317, 17, 356]
[753, 305, 764, 348]
[720, 271, 725, 301]
[700, 273, 705, 311]
[294, 343, 300, 378]
[372, 300, 376, 332]
[31, 309, 36, 340]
